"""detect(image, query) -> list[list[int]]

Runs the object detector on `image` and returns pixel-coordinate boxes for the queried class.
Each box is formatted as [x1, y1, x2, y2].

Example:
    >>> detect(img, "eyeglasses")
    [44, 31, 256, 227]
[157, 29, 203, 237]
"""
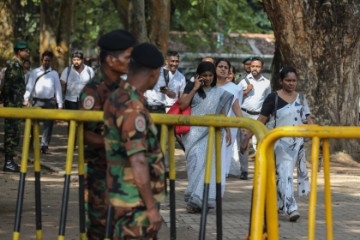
[217, 65, 229, 70]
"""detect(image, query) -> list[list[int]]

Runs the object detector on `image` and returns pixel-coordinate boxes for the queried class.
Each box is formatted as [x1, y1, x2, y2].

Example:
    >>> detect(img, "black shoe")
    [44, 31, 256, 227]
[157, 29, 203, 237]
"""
[3, 157, 20, 173]
[240, 172, 248, 180]
[41, 146, 50, 154]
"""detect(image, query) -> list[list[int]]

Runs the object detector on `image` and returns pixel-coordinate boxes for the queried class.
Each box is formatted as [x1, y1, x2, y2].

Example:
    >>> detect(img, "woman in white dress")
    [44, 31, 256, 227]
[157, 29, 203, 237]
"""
[257, 66, 314, 222]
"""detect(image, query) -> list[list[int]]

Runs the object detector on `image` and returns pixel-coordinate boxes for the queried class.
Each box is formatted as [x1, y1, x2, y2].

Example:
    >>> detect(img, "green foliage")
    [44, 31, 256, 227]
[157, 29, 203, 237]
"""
[72, 0, 122, 52]
[170, 0, 272, 52]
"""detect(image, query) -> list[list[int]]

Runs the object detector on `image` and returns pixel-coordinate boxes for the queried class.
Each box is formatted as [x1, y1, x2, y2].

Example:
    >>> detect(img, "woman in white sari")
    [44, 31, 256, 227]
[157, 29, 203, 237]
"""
[257, 66, 314, 222]
[179, 62, 233, 213]
[215, 59, 243, 195]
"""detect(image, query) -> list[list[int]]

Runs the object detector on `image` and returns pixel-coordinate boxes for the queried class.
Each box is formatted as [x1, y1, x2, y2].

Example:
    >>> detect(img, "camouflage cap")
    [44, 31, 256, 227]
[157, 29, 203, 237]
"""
[243, 56, 252, 64]
[13, 40, 28, 50]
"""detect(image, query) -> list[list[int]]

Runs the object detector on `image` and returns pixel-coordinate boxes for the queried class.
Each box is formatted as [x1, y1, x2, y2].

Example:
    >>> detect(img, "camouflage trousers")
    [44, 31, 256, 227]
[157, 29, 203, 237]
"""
[4, 118, 22, 156]
[3, 101, 23, 157]
[113, 206, 159, 240]
[85, 157, 109, 240]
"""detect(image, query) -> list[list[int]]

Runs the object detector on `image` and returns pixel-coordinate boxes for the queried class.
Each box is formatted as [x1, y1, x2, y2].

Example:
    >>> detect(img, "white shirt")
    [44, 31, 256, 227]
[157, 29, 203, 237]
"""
[144, 67, 186, 107]
[24, 66, 63, 108]
[239, 74, 271, 112]
[60, 64, 94, 102]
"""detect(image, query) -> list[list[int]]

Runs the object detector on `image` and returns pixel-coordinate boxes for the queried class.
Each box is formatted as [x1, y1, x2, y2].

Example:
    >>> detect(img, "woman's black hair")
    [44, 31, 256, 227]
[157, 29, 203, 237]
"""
[196, 61, 217, 99]
[279, 66, 297, 80]
[229, 65, 236, 82]
[215, 58, 231, 70]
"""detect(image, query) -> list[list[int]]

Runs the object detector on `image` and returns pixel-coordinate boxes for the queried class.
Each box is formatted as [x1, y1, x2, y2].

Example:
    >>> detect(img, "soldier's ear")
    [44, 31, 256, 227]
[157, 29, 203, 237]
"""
[105, 55, 114, 66]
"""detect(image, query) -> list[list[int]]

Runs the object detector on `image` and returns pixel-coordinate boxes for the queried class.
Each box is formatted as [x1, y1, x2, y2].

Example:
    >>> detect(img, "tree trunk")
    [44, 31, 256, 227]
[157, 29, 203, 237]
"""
[263, 1, 360, 153]
[57, 0, 75, 70]
[40, 0, 60, 68]
[128, 0, 148, 43]
[0, 1, 14, 62]
[149, 0, 170, 54]
[111, 0, 129, 29]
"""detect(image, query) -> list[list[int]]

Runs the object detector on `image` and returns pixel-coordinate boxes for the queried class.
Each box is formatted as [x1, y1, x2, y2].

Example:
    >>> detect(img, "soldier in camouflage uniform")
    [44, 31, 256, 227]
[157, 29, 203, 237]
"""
[79, 29, 135, 240]
[103, 43, 165, 239]
[2, 40, 30, 172]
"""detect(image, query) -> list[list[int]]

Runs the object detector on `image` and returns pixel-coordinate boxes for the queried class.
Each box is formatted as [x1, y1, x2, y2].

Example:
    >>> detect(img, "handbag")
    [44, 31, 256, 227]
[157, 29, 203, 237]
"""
[167, 100, 191, 134]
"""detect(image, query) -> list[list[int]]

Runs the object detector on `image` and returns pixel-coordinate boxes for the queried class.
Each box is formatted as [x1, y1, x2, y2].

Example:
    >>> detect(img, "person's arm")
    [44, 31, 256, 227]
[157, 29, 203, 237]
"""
[23, 70, 35, 106]
[129, 152, 162, 232]
[232, 99, 243, 118]
[178, 76, 202, 110]
[53, 73, 63, 109]
[84, 129, 104, 148]
[160, 87, 176, 98]
[306, 115, 314, 125]
[257, 114, 269, 125]
[243, 84, 254, 95]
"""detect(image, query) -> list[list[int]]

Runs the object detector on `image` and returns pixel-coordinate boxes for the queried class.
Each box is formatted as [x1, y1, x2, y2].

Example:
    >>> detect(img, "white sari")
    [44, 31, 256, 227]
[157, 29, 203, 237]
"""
[267, 93, 311, 215]
[183, 86, 233, 209]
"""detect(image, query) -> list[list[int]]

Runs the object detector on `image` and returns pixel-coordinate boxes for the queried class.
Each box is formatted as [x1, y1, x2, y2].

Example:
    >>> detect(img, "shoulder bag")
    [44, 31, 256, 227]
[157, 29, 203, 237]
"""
[167, 100, 191, 135]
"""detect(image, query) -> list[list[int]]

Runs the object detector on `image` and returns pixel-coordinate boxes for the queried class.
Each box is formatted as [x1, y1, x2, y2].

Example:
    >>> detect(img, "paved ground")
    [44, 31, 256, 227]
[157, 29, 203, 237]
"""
[1, 121, 360, 239]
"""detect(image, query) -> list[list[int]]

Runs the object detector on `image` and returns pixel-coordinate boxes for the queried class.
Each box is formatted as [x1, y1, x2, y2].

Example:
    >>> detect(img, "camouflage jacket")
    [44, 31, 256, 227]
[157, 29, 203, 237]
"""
[79, 69, 120, 160]
[2, 56, 25, 105]
[103, 81, 165, 208]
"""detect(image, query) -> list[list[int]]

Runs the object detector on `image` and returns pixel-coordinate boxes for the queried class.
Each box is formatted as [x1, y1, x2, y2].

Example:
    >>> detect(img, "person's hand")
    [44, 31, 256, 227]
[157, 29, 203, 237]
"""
[159, 86, 168, 94]
[226, 128, 232, 146]
[193, 75, 203, 91]
[146, 207, 162, 232]
[240, 128, 252, 153]
[23, 100, 31, 107]
[246, 84, 254, 91]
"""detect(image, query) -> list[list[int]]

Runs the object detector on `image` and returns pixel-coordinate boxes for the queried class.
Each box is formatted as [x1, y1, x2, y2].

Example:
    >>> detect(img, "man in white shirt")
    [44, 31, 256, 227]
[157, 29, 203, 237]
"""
[23, 51, 63, 154]
[145, 51, 186, 111]
[238, 56, 271, 180]
[144, 51, 186, 137]
[60, 50, 94, 110]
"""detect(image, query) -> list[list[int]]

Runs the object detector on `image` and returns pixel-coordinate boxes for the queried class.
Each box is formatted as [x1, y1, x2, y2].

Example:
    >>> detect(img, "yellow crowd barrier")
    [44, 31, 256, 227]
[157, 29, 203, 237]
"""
[256, 125, 360, 240]
[0, 107, 270, 240]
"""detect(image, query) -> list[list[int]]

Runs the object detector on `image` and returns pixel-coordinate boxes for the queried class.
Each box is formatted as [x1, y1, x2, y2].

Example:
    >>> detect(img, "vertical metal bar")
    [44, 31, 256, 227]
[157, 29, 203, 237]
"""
[104, 206, 114, 240]
[250, 141, 268, 240]
[13, 118, 31, 240]
[58, 120, 76, 240]
[168, 126, 176, 240]
[265, 142, 278, 239]
[322, 139, 333, 240]
[308, 137, 320, 240]
[77, 123, 86, 240]
[215, 128, 222, 240]
[199, 126, 215, 240]
[33, 121, 43, 240]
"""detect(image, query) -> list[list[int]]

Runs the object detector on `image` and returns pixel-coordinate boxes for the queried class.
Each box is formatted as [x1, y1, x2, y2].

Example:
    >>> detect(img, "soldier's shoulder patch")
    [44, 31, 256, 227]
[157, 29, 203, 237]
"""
[83, 96, 95, 110]
[134, 115, 146, 132]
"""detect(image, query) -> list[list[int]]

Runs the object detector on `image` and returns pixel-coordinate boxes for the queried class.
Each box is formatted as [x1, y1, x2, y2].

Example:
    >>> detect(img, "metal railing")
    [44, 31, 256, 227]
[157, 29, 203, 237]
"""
[255, 125, 360, 240]
[0, 107, 270, 240]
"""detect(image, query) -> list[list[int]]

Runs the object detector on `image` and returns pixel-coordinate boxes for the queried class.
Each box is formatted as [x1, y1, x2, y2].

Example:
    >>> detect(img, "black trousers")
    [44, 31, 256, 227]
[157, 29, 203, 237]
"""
[64, 100, 80, 110]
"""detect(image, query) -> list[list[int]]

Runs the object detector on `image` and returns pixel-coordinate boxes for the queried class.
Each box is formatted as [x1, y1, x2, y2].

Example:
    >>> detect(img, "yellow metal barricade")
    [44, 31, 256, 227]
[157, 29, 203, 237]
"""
[255, 125, 360, 240]
[0, 107, 269, 240]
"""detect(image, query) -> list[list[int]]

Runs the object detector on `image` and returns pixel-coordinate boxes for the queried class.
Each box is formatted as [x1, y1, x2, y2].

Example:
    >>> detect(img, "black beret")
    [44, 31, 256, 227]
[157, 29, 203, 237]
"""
[243, 56, 252, 64]
[13, 40, 28, 49]
[131, 43, 164, 69]
[98, 29, 136, 51]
